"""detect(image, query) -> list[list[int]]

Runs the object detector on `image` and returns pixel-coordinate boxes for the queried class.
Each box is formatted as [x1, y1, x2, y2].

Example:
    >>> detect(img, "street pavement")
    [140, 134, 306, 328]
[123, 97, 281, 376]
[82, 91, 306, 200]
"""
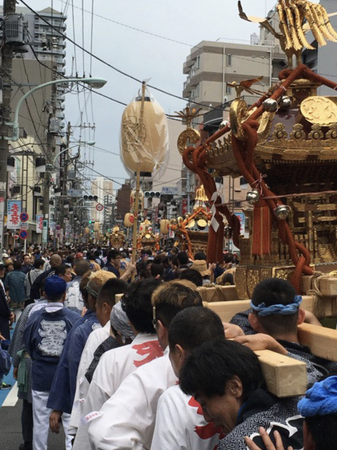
[0, 368, 66, 450]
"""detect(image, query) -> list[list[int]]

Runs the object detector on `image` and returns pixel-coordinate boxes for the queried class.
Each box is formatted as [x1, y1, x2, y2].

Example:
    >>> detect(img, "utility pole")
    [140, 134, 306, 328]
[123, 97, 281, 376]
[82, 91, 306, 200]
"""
[42, 65, 58, 246]
[59, 121, 71, 233]
[0, 0, 16, 250]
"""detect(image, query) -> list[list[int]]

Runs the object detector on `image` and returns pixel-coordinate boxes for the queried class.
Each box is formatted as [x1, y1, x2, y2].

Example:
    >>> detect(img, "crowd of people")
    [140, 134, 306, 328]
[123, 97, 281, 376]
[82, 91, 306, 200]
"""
[0, 243, 337, 450]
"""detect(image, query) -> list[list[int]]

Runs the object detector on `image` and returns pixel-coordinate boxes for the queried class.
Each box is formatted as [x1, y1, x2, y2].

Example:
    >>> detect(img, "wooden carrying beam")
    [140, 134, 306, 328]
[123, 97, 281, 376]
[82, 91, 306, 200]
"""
[205, 299, 337, 361]
[255, 350, 307, 398]
[204, 296, 315, 322]
[298, 323, 337, 362]
[197, 285, 238, 303]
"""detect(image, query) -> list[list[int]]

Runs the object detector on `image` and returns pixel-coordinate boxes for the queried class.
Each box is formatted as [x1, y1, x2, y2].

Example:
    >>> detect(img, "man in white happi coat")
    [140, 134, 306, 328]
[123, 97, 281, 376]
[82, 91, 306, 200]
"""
[64, 259, 91, 314]
[151, 307, 226, 450]
[69, 279, 129, 437]
[87, 280, 203, 450]
[73, 278, 163, 449]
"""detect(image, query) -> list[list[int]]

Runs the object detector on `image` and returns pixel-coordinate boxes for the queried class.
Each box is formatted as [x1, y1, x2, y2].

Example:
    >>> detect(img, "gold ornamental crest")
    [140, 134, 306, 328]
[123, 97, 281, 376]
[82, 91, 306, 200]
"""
[300, 97, 337, 126]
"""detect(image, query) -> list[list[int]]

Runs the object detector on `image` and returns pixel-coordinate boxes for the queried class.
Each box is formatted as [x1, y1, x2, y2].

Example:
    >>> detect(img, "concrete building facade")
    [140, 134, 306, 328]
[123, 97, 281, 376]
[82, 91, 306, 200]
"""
[183, 39, 285, 110]
[90, 177, 114, 226]
[0, 6, 67, 143]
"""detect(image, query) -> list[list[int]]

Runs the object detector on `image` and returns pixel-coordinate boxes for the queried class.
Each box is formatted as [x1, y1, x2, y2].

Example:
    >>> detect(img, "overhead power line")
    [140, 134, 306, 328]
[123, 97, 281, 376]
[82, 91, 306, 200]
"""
[18, 0, 215, 110]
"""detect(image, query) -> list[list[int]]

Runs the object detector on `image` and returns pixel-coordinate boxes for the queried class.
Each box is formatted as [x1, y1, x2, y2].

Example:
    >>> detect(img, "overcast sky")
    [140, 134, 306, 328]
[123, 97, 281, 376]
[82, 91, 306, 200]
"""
[17, 0, 277, 192]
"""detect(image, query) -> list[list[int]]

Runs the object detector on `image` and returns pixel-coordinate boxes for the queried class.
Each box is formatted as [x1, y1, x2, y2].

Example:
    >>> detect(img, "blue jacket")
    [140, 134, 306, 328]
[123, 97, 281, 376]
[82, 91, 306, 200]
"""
[47, 309, 100, 413]
[5, 270, 26, 306]
[23, 305, 79, 392]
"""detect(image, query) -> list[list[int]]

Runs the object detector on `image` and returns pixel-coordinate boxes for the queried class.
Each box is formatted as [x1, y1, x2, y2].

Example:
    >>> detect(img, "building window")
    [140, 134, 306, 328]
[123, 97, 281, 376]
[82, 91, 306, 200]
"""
[195, 55, 200, 69]
[191, 84, 200, 99]
[226, 85, 231, 95]
[227, 54, 232, 66]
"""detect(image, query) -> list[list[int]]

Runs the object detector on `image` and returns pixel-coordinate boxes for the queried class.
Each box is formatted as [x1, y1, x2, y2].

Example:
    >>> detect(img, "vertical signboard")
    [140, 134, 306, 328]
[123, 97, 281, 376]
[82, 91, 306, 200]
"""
[36, 215, 43, 233]
[42, 219, 48, 245]
[7, 200, 21, 229]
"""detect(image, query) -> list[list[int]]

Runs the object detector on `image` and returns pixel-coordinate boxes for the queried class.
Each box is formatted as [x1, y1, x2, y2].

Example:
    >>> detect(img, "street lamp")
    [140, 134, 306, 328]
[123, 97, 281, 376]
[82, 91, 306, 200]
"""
[52, 140, 96, 167]
[11, 77, 107, 140]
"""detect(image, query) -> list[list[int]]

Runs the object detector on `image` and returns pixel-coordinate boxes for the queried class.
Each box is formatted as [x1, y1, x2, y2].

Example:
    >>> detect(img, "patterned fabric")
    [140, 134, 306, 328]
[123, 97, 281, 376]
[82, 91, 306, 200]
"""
[218, 389, 303, 450]
[230, 309, 256, 335]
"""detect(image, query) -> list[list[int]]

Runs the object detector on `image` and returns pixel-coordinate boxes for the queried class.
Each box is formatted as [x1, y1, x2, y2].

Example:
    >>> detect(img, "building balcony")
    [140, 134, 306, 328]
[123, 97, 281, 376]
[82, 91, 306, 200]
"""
[203, 107, 225, 132]
[183, 57, 195, 74]
[183, 84, 192, 98]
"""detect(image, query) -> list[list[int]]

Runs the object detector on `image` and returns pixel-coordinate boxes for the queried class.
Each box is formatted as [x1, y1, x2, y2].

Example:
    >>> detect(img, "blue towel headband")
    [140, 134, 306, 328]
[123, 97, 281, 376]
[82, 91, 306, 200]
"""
[250, 295, 302, 316]
[298, 376, 337, 417]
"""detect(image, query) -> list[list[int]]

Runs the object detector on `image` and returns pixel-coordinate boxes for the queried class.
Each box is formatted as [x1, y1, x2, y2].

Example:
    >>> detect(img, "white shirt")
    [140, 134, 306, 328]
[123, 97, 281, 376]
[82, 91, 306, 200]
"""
[69, 321, 111, 434]
[151, 384, 222, 450]
[64, 277, 83, 313]
[88, 352, 178, 450]
[73, 333, 162, 450]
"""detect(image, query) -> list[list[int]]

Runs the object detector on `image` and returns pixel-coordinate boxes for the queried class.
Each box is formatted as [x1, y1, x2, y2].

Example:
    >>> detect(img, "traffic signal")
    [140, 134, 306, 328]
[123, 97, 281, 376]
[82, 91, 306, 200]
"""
[83, 195, 98, 201]
[144, 191, 161, 198]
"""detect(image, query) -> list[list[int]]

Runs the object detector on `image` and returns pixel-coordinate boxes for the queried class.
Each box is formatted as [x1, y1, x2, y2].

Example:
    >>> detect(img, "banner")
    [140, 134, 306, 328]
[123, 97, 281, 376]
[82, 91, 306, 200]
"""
[7, 200, 21, 229]
[36, 215, 43, 233]
[42, 219, 48, 245]
[235, 212, 249, 238]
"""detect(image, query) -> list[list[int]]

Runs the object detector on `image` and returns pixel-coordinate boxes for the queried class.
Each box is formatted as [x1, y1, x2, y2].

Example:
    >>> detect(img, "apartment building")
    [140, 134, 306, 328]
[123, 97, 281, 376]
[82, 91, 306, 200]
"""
[0, 6, 67, 143]
[182, 31, 287, 245]
[90, 177, 114, 225]
[183, 39, 285, 111]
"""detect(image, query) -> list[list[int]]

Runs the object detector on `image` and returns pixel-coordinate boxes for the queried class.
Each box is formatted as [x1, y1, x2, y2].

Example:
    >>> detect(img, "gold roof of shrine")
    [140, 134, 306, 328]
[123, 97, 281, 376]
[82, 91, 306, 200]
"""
[205, 81, 337, 177]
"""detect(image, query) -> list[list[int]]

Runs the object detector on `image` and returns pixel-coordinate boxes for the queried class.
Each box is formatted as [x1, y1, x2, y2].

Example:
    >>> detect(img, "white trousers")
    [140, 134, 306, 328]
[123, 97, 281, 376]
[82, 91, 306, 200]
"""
[32, 389, 72, 450]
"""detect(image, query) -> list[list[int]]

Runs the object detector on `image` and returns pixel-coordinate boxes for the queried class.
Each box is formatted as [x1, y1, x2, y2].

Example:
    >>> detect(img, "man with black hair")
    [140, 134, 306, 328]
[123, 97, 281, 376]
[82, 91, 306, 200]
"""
[150, 262, 164, 279]
[94, 249, 103, 268]
[234, 278, 337, 386]
[152, 307, 225, 450]
[69, 278, 128, 437]
[105, 249, 136, 280]
[88, 280, 203, 450]
[73, 278, 163, 449]
[64, 259, 91, 314]
[5, 259, 26, 319]
[21, 254, 33, 274]
[105, 249, 122, 277]
[177, 251, 190, 270]
[55, 264, 73, 283]
[24, 276, 79, 450]
[179, 268, 203, 287]
[179, 339, 303, 450]
[194, 251, 207, 260]
[29, 254, 62, 303]
[24, 259, 45, 301]
[216, 252, 235, 283]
